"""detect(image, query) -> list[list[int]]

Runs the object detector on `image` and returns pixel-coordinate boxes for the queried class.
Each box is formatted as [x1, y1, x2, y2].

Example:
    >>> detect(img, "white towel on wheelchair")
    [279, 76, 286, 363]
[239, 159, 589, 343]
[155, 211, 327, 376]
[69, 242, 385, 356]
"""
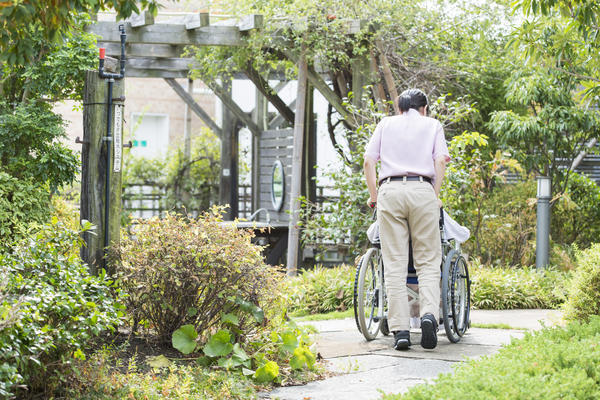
[366, 210, 470, 244]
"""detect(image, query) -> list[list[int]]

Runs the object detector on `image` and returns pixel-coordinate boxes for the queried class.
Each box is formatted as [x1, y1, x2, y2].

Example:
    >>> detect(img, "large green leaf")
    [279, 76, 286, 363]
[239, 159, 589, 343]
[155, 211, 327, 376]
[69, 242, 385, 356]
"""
[221, 312, 240, 326]
[253, 360, 279, 383]
[235, 297, 264, 323]
[281, 331, 299, 353]
[172, 324, 198, 355]
[203, 329, 233, 357]
[289, 346, 316, 370]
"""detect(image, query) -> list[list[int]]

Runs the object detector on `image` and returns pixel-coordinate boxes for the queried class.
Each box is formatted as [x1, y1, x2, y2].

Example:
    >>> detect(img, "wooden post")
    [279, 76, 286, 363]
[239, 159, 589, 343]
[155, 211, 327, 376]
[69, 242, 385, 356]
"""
[81, 70, 125, 275]
[286, 55, 308, 276]
[253, 85, 267, 212]
[219, 79, 239, 220]
[184, 78, 194, 165]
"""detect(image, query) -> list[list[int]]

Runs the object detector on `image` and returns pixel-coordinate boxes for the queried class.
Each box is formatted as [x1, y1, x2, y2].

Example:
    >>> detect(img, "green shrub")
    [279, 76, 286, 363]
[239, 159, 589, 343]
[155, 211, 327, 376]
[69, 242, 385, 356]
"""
[286, 265, 355, 315]
[471, 265, 568, 310]
[0, 221, 124, 398]
[0, 172, 50, 253]
[563, 243, 600, 322]
[115, 208, 280, 342]
[384, 316, 600, 400]
[552, 172, 600, 248]
[466, 180, 537, 267]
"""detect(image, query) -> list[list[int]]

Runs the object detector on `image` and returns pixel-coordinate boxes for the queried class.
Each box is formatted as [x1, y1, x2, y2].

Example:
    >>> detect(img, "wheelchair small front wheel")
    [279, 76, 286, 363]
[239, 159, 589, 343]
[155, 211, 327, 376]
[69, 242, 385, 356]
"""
[441, 249, 471, 343]
[354, 247, 385, 340]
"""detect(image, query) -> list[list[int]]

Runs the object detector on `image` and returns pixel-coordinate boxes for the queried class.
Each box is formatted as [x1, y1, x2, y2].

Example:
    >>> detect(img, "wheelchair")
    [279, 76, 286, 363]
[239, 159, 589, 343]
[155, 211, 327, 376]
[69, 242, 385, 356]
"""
[353, 209, 471, 343]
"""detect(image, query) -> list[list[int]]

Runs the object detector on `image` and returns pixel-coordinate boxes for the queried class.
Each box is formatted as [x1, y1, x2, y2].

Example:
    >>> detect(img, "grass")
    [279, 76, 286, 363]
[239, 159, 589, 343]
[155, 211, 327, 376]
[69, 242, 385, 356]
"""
[290, 309, 354, 321]
[471, 322, 524, 330]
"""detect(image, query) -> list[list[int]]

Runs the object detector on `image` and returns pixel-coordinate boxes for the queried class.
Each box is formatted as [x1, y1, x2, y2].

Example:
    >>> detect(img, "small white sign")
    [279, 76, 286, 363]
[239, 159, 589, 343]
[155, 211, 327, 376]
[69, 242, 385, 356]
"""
[223, 168, 230, 177]
[113, 105, 123, 173]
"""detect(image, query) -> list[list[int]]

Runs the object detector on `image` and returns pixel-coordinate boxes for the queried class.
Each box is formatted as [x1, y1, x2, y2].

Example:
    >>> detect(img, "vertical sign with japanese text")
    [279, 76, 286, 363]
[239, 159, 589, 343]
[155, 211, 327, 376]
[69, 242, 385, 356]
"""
[113, 104, 123, 173]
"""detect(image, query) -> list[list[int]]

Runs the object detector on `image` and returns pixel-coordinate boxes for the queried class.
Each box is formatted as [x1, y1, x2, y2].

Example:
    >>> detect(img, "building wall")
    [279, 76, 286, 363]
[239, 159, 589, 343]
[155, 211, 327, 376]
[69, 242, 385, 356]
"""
[54, 77, 217, 155]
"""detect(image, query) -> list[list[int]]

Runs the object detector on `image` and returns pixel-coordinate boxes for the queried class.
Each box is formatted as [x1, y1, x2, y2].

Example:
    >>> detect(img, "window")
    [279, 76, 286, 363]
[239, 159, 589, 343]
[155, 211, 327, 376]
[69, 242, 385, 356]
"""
[130, 112, 169, 158]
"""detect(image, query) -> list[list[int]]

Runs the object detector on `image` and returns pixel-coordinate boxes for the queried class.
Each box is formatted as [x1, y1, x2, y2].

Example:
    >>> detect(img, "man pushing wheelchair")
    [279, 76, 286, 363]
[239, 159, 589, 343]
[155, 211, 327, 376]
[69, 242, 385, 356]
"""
[363, 89, 451, 350]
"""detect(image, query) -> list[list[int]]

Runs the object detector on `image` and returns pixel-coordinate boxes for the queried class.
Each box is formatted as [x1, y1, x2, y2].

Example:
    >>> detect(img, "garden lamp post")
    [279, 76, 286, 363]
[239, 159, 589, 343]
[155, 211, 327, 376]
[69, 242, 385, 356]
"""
[536, 176, 551, 270]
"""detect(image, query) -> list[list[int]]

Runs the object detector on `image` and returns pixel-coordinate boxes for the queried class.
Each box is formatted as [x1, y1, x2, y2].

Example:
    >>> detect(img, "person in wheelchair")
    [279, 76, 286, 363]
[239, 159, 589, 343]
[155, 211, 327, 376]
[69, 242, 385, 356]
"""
[363, 88, 450, 350]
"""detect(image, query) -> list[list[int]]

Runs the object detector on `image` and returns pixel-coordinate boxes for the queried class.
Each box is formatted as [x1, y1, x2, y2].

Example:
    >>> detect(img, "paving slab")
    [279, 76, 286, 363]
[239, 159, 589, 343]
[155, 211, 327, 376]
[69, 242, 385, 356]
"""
[264, 310, 560, 400]
[267, 356, 454, 400]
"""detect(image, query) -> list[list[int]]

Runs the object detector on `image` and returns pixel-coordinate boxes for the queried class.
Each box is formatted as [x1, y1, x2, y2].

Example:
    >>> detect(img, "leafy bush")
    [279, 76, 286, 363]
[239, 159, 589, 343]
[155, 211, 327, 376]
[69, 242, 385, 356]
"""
[0, 172, 50, 253]
[0, 221, 124, 398]
[468, 180, 537, 267]
[115, 208, 279, 342]
[563, 243, 600, 322]
[384, 316, 600, 400]
[552, 172, 600, 248]
[286, 265, 355, 315]
[471, 265, 568, 310]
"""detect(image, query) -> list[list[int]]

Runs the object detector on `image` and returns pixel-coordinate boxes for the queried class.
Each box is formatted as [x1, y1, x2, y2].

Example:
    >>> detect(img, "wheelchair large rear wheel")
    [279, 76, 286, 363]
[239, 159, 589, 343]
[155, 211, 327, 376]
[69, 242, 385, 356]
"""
[353, 247, 386, 340]
[441, 249, 471, 343]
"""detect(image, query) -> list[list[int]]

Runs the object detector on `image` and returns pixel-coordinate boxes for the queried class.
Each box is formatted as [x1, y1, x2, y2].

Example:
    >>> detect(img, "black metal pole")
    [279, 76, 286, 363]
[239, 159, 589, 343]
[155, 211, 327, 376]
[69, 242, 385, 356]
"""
[98, 24, 126, 271]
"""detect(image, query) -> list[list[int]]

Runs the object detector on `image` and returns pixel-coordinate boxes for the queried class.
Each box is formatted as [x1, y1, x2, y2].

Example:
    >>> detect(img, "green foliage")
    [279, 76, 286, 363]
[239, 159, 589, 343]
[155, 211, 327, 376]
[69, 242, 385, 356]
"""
[122, 130, 220, 215]
[0, 172, 50, 253]
[0, 101, 78, 190]
[470, 181, 537, 267]
[489, 68, 600, 196]
[384, 316, 600, 400]
[68, 351, 258, 400]
[563, 243, 600, 322]
[0, 221, 124, 398]
[441, 131, 523, 259]
[115, 209, 278, 341]
[0, 0, 161, 67]
[471, 265, 568, 310]
[172, 314, 316, 384]
[552, 173, 600, 248]
[286, 265, 355, 315]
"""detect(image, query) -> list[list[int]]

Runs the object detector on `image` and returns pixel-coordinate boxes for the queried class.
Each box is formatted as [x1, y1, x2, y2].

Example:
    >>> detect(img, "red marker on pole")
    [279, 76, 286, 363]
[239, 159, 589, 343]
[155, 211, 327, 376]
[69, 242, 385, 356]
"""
[99, 48, 105, 59]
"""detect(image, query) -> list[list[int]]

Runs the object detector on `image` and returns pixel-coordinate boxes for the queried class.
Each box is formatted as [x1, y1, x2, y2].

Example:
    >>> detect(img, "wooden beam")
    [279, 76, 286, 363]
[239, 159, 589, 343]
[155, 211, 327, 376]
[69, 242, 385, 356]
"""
[269, 99, 296, 129]
[185, 12, 210, 29]
[100, 42, 184, 58]
[244, 64, 295, 125]
[164, 78, 222, 138]
[204, 79, 261, 136]
[129, 11, 154, 27]
[219, 79, 239, 220]
[87, 21, 243, 46]
[286, 54, 308, 276]
[239, 14, 263, 31]
[281, 48, 355, 130]
[128, 57, 196, 71]
[376, 39, 399, 114]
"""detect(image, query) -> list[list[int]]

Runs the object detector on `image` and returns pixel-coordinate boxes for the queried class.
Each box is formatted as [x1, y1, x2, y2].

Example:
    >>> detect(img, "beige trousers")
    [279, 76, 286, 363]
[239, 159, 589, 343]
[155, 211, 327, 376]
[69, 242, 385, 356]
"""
[377, 180, 441, 332]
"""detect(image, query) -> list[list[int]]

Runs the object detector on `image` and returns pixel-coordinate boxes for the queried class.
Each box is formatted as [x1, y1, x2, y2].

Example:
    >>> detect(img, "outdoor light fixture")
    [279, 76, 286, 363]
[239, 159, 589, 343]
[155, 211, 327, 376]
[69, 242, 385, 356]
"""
[537, 176, 551, 199]
[536, 176, 551, 270]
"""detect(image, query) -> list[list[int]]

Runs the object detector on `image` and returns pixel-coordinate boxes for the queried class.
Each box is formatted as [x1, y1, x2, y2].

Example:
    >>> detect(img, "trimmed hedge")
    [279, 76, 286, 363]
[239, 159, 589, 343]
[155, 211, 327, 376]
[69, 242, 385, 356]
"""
[383, 316, 600, 400]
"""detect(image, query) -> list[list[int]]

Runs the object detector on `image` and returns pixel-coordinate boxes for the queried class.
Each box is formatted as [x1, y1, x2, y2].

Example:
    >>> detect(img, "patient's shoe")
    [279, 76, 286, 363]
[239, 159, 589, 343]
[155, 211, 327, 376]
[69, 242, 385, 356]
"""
[393, 330, 411, 350]
[420, 313, 438, 349]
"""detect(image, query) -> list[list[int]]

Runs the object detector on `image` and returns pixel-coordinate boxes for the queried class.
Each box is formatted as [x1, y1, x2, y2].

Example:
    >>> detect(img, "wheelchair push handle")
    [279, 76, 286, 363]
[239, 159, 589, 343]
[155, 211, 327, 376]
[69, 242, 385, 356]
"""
[439, 206, 445, 229]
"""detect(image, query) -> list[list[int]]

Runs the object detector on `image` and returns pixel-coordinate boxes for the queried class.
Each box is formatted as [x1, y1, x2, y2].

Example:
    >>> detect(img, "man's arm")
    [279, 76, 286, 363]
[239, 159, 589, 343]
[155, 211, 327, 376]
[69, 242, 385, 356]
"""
[364, 156, 378, 207]
[433, 156, 448, 198]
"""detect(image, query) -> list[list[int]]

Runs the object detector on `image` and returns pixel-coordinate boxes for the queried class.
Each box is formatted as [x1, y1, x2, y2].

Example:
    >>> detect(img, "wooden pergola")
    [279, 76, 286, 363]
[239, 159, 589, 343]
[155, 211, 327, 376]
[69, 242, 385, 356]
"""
[84, 11, 377, 274]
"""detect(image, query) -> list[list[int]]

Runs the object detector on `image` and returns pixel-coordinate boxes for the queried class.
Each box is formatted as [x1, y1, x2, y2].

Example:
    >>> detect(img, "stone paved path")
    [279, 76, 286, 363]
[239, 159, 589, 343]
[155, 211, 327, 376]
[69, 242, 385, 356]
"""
[263, 310, 562, 400]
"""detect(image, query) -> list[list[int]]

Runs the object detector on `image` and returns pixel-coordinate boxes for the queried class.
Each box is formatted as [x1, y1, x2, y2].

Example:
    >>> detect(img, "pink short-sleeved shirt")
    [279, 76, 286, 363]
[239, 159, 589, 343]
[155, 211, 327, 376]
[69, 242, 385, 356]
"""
[364, 109, 450, 182]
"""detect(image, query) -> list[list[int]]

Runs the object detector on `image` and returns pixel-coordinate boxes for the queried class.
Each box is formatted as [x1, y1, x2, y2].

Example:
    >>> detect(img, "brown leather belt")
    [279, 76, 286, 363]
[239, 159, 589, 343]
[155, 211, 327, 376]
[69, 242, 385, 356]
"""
[380, 176, 432, 186]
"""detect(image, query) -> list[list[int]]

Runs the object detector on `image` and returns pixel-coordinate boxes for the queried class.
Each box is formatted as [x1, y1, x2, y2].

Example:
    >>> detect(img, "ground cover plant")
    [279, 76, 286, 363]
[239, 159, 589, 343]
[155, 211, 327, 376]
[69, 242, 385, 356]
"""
[0, 221, 124, 398]
[382, 316, 600, 400]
